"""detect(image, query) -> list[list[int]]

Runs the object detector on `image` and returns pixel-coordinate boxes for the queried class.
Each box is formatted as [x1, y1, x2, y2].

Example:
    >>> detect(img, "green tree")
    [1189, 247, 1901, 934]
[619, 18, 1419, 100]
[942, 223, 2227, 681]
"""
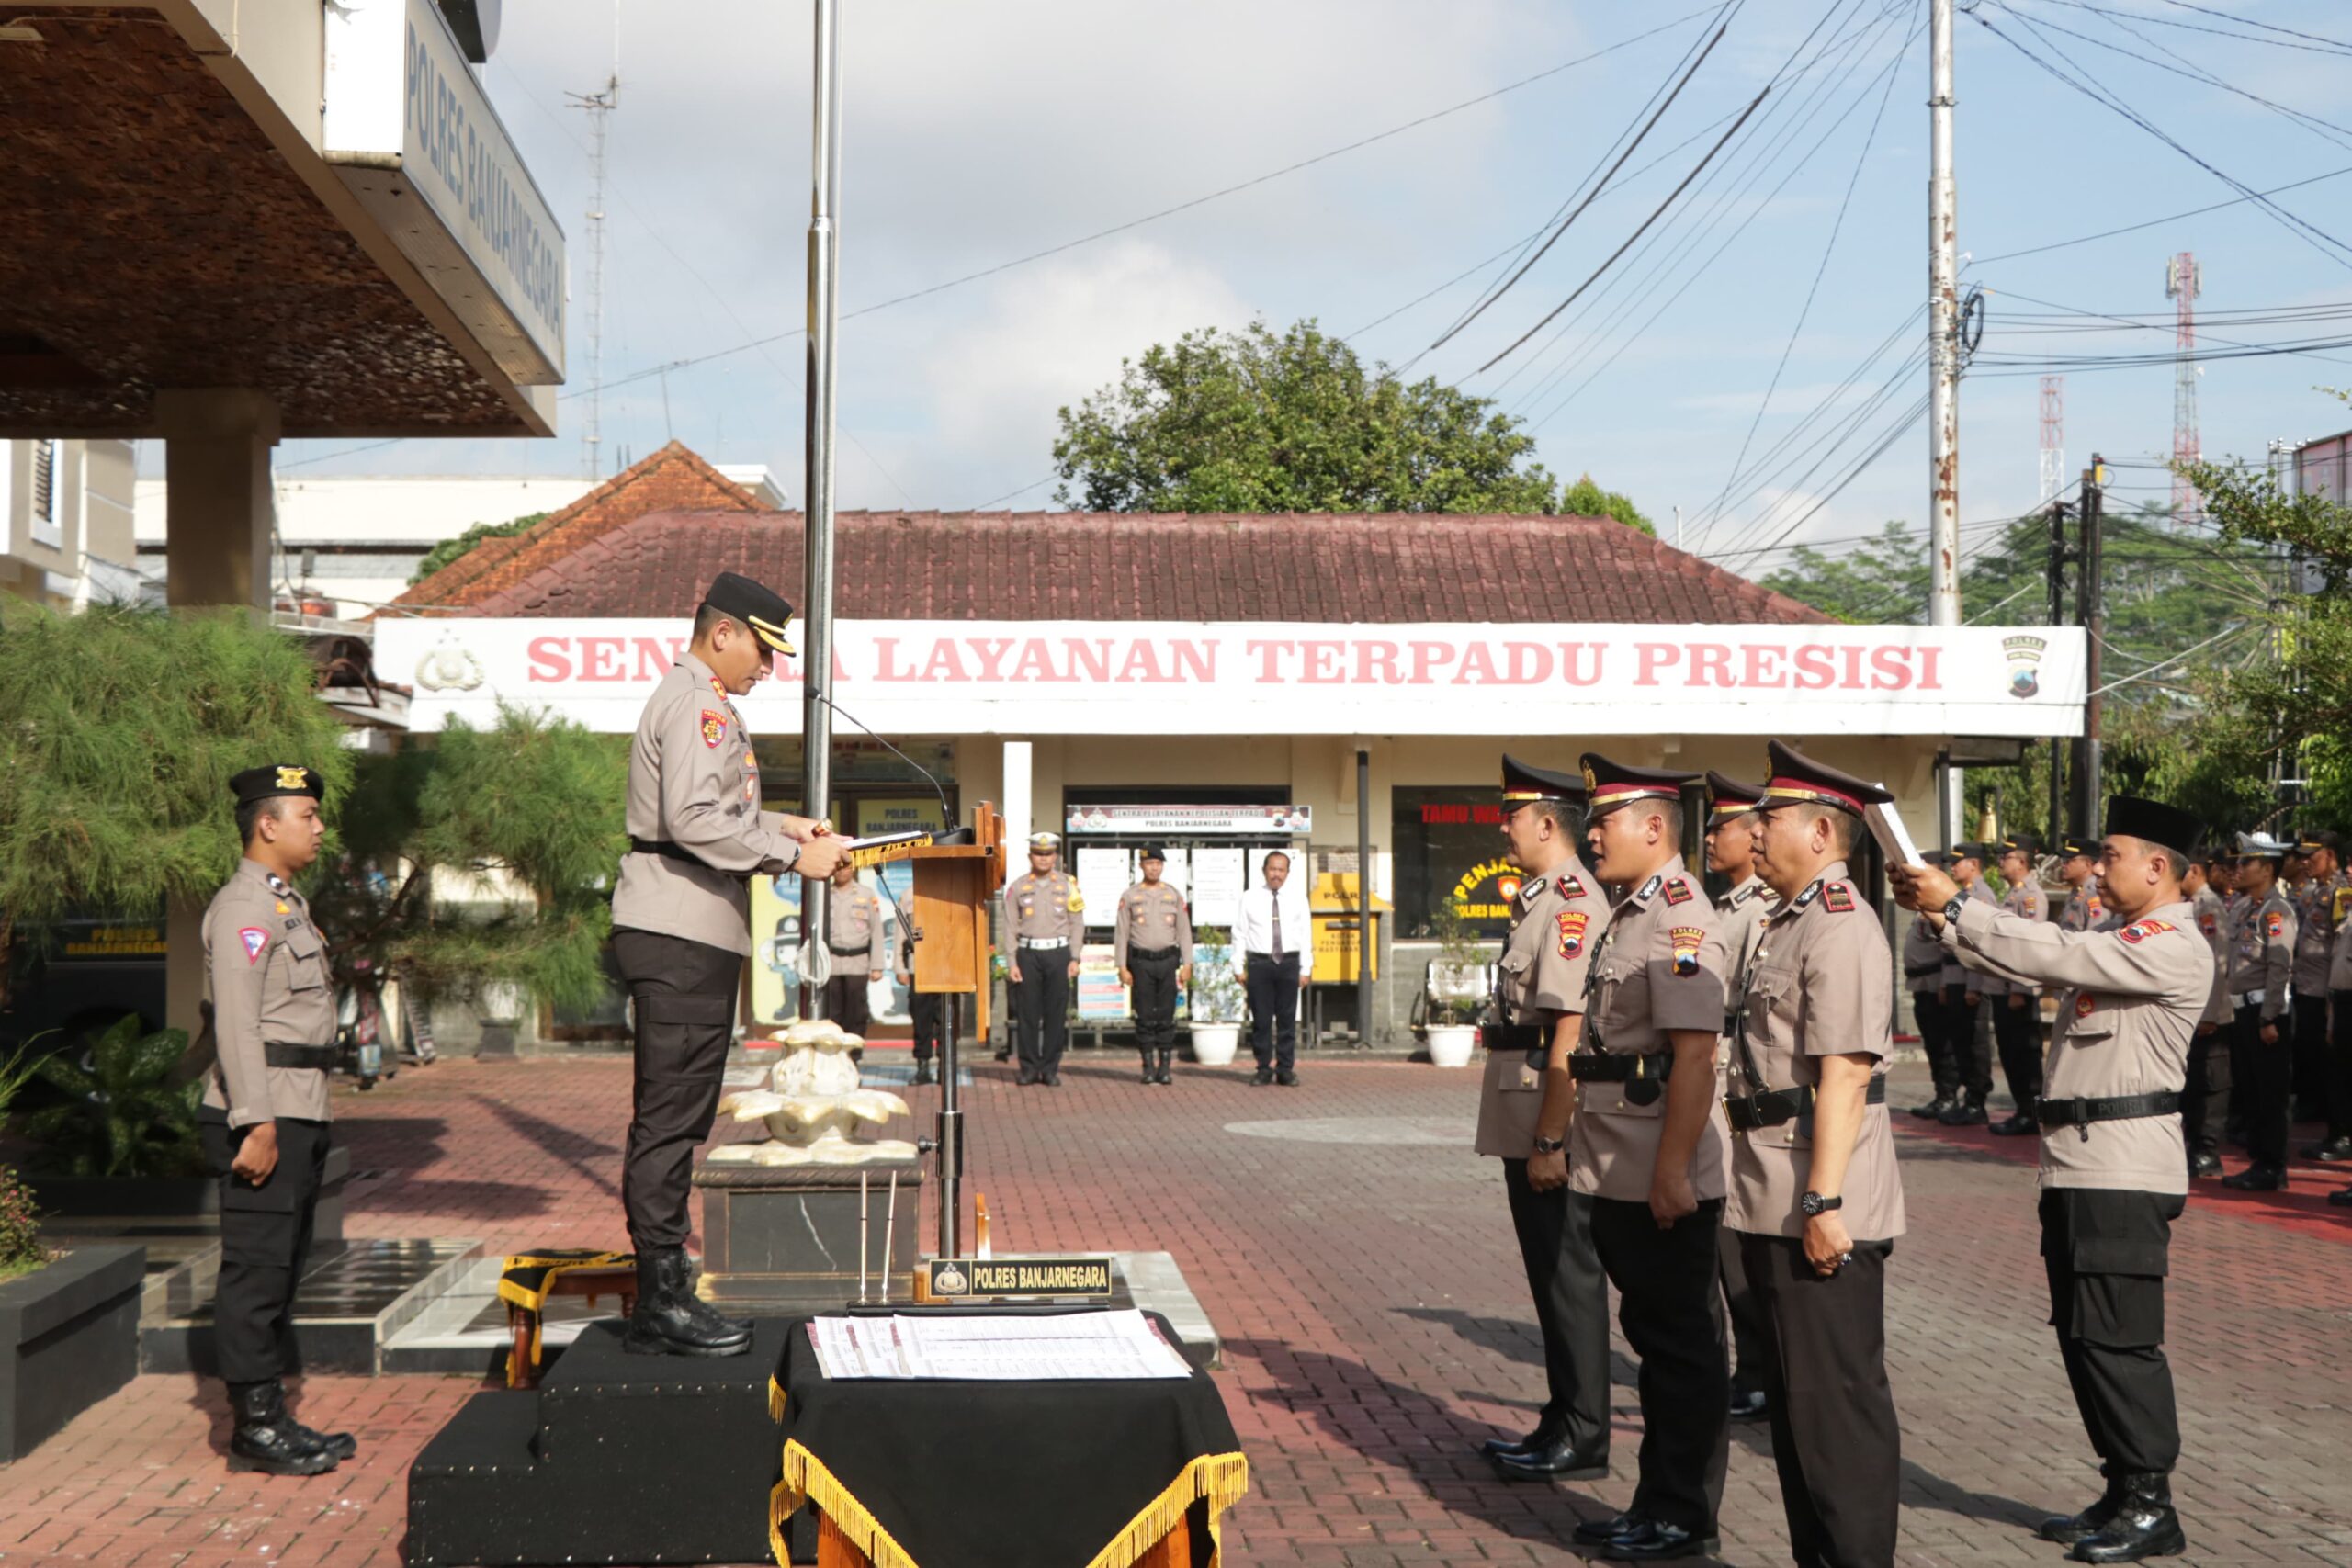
[0, 604, 353, 1008]
[1559, 474, 1655, 536]
[307, 703, 626, 1013]
[1052, 319, 1572, 515]
[1760, 521, 1928, 622]
[408, 511, 548, 587]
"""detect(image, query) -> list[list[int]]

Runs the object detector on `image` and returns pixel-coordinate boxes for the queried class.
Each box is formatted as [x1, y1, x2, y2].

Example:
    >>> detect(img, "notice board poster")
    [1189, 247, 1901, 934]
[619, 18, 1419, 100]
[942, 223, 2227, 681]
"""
[1190, 846, 1246, 929]
[1074, 846, 1132, 928]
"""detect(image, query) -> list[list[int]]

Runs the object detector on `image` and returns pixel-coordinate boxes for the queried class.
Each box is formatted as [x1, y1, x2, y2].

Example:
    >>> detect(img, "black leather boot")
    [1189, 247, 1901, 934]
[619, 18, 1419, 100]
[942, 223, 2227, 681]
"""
[1139, 1053, 1156, 1084]
[624, 1247, 752, 1358]
[911, 1058, 937, 1086]
[2070, 1471, 2186, 1562]
[2040, 1466, 2124, 1544]
[1155, 1051, 1174, 1085]
[1477, 1416, 1562, 1461]
[228, 1381, 338, 1475]
[1910, 1093, 1954, 1120]
[1489, 1431, 1608, 1482]
[1940, 1095, 1988, 1126]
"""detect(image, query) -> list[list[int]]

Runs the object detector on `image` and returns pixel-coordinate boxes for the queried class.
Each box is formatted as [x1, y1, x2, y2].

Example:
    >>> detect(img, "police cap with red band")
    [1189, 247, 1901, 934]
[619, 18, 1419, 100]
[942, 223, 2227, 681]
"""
[1500, 753, 1588, 807]
[1579, 753, 1698, 821]
[1756, 739, 1894, 818]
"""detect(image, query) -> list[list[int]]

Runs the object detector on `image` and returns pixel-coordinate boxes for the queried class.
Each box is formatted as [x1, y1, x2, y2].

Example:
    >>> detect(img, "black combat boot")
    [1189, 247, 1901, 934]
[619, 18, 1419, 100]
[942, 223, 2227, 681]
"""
[911, 1058, 937, 1087]
[1139, 1052, 1157, 1084]
[2070, 1471, 2186, 1562]
[624, 1247, 752, 1358]
[228, 1381, 338, 1476]
[1155, 1051, 1174, 1086]
[2040, 1465, 2124, 1544]
[282, 1389, 357, 1462]
[1939, 1095, 1988, 1127]
[1909, 1093, 1955, 1120]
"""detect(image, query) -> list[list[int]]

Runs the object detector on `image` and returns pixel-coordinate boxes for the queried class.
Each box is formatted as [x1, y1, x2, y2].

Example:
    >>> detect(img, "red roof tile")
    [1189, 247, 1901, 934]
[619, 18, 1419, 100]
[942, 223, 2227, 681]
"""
[458, 510, 1827, 625]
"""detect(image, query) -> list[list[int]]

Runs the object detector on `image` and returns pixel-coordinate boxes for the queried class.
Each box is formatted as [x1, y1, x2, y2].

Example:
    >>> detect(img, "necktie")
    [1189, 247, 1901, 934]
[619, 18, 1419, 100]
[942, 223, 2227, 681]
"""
[1271, 895, 1283, 961]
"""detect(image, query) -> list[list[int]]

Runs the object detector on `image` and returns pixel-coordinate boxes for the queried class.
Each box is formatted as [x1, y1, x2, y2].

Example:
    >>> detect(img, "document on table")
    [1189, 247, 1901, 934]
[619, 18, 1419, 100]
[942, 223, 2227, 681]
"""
[808, 1309, 1193, 1381]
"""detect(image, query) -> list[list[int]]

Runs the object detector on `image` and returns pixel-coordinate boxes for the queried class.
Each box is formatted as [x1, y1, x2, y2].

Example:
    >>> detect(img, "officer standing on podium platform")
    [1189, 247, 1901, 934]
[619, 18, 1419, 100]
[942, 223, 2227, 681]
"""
[1476, 756, 1613, 1485]
[612, 571, 844, 1358]
[1004, 832, 1083, 1086]
[1116, 847, 1193, 1086]
[198, 764, 356, 1475]
[1897, 795, 2207, 1564]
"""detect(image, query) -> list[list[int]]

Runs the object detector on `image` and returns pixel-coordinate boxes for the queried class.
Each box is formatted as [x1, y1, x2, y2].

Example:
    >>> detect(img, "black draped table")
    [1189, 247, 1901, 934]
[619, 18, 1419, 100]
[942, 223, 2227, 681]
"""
[766, 1312, 1248, 1568]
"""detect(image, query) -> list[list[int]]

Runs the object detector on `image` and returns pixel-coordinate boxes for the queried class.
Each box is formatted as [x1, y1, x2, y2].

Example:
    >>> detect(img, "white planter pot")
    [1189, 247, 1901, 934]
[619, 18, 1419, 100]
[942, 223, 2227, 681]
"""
[477, 981, 527, 1027]
[1188, 1023, 1241, 1066]
[1425, 1024, 1478, 1068]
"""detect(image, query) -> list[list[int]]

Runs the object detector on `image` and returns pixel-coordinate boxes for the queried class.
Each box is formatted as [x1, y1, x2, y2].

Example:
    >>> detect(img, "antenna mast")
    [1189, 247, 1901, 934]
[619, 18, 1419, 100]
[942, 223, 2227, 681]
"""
[567, 6, 621, 479]
[2039, 375, 2064, 505]
[2167, 251, 2202, 524]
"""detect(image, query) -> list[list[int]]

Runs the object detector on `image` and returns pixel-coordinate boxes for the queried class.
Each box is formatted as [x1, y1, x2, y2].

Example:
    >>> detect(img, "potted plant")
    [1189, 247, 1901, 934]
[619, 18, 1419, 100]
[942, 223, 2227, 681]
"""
[1424, 905, 1490, 1068]
[1185, 929, 1245, 1066]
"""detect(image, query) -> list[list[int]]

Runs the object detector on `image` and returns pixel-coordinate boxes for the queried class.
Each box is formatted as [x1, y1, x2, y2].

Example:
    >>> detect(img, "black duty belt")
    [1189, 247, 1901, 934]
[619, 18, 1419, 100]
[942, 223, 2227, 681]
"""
[1724, 1075, 1887, 1132]
[629, 837, 752, 880]
[826, 942, 871, 956]
[1570, 1050, 1673, 1105]
[1905, 963, 1944, 979]
[264, 1043, 338, 1071]
[1480, 1023, 1545, 1052]
[2035, 1090, 2181, 1141]
[1128, 946, 1180, 962]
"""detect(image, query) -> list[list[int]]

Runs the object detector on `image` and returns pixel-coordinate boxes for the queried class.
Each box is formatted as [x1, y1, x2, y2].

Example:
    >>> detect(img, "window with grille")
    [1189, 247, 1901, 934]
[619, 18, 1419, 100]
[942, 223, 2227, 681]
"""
[28, 439, 62, 547]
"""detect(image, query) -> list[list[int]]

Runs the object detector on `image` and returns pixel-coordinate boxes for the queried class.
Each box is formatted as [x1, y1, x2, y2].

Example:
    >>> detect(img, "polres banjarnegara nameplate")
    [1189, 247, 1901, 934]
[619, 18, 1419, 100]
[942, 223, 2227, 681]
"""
[925, 1256, 1114, 1301]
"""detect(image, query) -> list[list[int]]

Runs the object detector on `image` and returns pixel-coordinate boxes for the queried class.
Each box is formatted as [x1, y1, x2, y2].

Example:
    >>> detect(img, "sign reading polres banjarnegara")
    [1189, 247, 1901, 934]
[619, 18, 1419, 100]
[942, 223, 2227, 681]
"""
[926, 1257, 1115, 1301]
[379, 620, 2088, 738]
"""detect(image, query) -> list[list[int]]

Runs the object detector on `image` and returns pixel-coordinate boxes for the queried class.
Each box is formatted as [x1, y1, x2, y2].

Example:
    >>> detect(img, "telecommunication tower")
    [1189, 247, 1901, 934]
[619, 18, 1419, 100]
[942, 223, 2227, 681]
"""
[2039, 375, 2064, 504]
[567, 7, 621, 480]
[2166, 251, 2202, 523]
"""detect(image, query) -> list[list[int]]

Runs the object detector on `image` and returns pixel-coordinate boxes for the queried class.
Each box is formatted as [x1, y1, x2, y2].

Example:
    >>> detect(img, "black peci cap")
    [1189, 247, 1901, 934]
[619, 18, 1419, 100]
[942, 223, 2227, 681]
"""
[1580, 753, 1697, 821]
[701, 570, 797, 656]
[1758, 740, 1894, 818]
[232, 764, 324, 807]
[1140, 844, 1168, 863]
[2102, 796, 2204, 865]
[1501, 753, 1588, 807]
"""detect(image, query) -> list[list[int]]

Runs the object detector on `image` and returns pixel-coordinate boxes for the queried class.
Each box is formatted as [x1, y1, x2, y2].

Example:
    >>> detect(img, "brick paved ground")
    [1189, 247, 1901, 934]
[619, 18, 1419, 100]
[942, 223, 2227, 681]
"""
[6, 1048, 2348, 1566]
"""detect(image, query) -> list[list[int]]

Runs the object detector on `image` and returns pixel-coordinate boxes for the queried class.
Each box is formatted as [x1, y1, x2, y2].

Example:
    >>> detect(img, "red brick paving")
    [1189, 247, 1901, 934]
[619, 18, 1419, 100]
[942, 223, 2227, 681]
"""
[6, 1050, 2348, 1566]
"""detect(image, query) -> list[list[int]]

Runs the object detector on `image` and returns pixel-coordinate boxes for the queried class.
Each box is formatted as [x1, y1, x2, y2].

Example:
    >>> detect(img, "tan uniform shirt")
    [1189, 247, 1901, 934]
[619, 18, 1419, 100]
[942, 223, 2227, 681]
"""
[1901, 911, 1945, 996]
[1569, 858, 1730, 1203]
[201, 858, 335, 1126]
[1974, 878, 2048, 998]
[2227, 887, 2295, 1021]
[1939, 877, 1996, 992]
[1475, 855, 1607, 1159]
[1718, 875, 1773, 993]
[2192, 886, 2232, 1028]
[611, 652, 801, 955]
[1113, 882, 1193, 967]
[2058, 878, 2107, 934]
[1943, 897, 2204, 1195]
[1003, 869, 1085, 952]
[2291, 873, 2342, 996]
[1725, 861, 1905, 1242]
[825, 882, 888, 974]
[2329, 891, 2352, 995]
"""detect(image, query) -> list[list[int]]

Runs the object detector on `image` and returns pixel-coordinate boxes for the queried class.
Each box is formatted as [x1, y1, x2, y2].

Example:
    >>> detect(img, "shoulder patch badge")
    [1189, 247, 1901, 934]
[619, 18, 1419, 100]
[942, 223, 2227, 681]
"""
[1555, 909, 1589, 958]
[1823, 883, 1857, 912]
[1557, 873, 1587, 901]
[1668, 926, 1704, 975]
[2267, 909, 2286, 939]
[2119, 919, 2177, 944]
[239, 927, 270, 964]
[2087, 896, 2104, 919]
[699, 709, 728, 748]
[2198, 912, 2218, 935]
[1663, 877, 1692, 906]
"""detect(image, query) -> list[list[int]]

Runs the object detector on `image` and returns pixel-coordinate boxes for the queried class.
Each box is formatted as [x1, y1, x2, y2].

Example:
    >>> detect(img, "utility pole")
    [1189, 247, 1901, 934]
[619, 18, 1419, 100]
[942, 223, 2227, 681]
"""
[2045, 493, 2070, 839]
[1928, 0, 1963, 841]
[2077, 457, 2106, 836]
[800, 0, 842, 1013]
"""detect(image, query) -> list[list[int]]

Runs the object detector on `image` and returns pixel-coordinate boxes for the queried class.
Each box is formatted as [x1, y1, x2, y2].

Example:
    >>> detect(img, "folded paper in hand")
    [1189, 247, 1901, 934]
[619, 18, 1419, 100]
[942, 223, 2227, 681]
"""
[1864, 796, 1926, 868]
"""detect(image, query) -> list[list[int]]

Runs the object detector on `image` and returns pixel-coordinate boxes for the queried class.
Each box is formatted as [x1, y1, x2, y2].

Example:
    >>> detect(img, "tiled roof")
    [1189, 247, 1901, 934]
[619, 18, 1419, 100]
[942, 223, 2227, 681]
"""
[458, 509, 1828, 625]
[389, 441, 761, 612]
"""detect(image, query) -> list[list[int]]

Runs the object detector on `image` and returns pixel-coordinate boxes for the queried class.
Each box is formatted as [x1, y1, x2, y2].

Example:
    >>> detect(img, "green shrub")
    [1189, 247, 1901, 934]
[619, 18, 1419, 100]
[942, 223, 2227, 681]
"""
[18, 1015, 203, 1179]
[0, 1168, 44, 1279]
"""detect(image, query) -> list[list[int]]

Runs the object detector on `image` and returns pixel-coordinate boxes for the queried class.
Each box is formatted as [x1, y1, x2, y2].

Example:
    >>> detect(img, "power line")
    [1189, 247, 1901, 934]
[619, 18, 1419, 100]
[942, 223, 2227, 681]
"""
[1970, 164, 2352, 265]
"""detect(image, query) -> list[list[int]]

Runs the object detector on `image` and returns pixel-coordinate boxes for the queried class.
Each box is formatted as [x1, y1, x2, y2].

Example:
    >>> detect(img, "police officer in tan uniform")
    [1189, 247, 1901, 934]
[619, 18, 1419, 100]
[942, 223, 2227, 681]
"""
[1559, 756, 1730, 1562]
[2058, 838, 2108, 932]
[2322, 874, 2352, 1178]
[2290, 833, 2341, 1127]
[1476, 756, 1612, 1483]
[2219, 832, 2296, 1190]
[1115, 846, 1193, 1086]
[198, 764, 355, 1476]
[895, 891, 945, 1087]
[2185, 859, 2233, 1078]
[1988, 835, 2052, 1137]
[1004, 832, 1084, 1086]
[612, 571, 843, 1356]
[1939, 845, 2000, 1126]
[1728, 742, 1906, 1568]
[1898, 795, 2207, 1564]
[820, 861, 888, 1037]
[1705, 773, 1775, 1424]
[1904, 852, 1960, 1122]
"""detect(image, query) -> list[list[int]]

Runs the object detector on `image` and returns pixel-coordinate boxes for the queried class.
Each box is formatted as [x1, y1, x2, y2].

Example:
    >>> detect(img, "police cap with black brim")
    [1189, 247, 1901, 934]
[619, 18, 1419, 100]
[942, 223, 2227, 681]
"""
[701, 570, 797, 656]
[1499, 754, 1587, 807]
[1579, 753, 1698, 822]
[1704, 772, 1764, 829]
[1758, 739, 1895, 818]
[232, 764, 324, 807]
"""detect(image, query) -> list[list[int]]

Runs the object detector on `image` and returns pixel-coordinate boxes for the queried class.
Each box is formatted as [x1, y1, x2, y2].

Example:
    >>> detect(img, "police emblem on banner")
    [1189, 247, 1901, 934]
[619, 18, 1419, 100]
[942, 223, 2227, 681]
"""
[2002, 634, 2047, 699]
[1556, 910, 1589, 957]
[1668, 926, 1703, 976]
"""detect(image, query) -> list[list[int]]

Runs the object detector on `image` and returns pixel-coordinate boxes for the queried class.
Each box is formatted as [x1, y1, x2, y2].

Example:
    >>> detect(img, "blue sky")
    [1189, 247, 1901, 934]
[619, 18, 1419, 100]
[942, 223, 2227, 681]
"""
[269, 0, 2352, 579]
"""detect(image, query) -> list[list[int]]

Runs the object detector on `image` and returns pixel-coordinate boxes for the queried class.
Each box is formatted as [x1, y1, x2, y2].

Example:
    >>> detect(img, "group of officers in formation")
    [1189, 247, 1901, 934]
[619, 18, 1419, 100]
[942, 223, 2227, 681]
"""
[1474, 745, 2213, 1565]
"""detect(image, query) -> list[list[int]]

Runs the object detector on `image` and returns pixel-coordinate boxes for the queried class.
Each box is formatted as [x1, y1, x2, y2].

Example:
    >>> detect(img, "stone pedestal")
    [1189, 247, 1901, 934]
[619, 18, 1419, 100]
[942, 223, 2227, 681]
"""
[692, 1156, 924, 1311]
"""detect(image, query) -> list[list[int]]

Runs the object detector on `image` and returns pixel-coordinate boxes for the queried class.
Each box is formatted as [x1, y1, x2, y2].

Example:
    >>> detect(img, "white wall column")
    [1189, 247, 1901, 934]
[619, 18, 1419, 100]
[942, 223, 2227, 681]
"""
[1003, 740, 1033, 851]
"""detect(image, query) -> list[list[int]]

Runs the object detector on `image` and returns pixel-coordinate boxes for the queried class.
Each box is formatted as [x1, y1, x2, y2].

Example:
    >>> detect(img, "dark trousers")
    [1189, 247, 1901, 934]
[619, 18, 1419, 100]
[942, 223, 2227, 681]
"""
[1949, 985, 1994, 1101]
[2242, 1003, 2295, 1168]
[1994, 992, 2045, 1111]
[1909, 987, 1953, 1098]
[615, 927, 741, 1252]
[2181, 1021, 2232, 1160]
[1739, 1232, 1902, 1568]
[1246, 953, 1301, 1070]
[1500, 1163, 1611, 1460]
[822, 964, 873, 1037]
[1013, 953, 1070, 1078]
[2293, 993, 2330, 1115]
[2041, 1188, 2183, 1476]
[1129, 948, 1181, 1056]
[1719, 1218, 1770, 1400]
[2330, 991, 2352, 1141]
[200, 1111, 330, 1386]
[1589, 1197, 1730, 1534]
[910, 989, 946, 1063]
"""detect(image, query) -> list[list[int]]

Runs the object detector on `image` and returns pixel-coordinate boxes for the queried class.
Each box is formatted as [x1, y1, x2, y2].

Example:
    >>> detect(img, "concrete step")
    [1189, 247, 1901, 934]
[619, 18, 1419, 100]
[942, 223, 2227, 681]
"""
[141, 1236, 483, 1376]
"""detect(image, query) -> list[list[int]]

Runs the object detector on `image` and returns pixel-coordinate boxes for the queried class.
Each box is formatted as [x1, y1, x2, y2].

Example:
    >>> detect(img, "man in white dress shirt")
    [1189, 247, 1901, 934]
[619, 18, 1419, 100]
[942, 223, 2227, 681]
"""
[1235, 851, 1313, 1085]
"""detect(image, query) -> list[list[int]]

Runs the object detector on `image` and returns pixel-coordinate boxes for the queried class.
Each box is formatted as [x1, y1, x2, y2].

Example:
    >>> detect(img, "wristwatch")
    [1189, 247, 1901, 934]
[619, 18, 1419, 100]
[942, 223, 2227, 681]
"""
[1942, 896, 1966, 925]
[1800, 1190, 1842, 1217]
[1532, 1134, 1567, 1156]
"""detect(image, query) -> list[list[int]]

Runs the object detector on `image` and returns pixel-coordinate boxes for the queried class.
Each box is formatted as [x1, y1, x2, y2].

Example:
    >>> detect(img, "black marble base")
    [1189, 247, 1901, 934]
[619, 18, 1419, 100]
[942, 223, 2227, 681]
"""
[142, 1237, 477, 1376]
[693, 1156, 925, 1309]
